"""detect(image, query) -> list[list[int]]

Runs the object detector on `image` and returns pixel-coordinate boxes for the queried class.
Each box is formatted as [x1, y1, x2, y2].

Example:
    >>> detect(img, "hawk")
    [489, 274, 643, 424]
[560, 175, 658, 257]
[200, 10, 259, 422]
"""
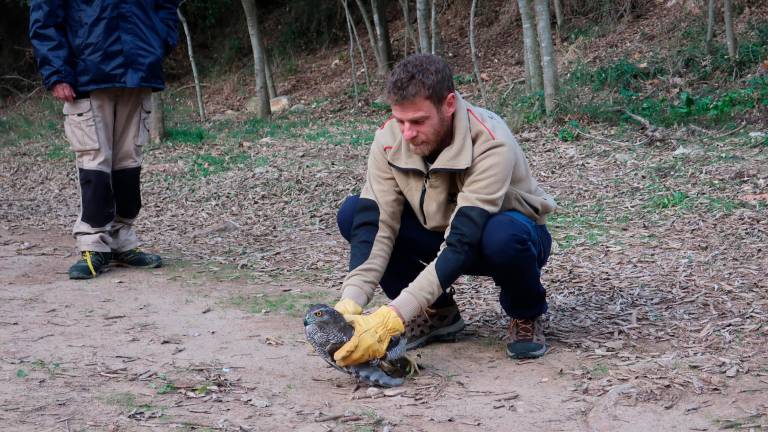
[303, 304, 412, 387]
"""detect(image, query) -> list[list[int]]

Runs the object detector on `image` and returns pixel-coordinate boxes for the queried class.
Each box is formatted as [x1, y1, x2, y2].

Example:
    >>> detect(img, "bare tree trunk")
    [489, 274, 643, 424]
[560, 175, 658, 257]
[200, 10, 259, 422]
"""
[241, 0, 270, 119]
[370, 0, 393, 74]
[705, 0, 716, 52]
[469, 0, 487, 105]
[416, 0, 430, 53]
[177, 7, 205, 122]
[399, 0, 418, 55]
[430, 0, 442, 55]
[260, 40, 276, 99]
[517, 0, 542, 94]
[723, 0, 737, 60]
[354, 0, 384, 74]
[342, 0, 371, 87]
[534, 0, 558, 114]
[344, 1, 360, 109]
[552, 0, 563, 36]
[150, 92, 164, 143]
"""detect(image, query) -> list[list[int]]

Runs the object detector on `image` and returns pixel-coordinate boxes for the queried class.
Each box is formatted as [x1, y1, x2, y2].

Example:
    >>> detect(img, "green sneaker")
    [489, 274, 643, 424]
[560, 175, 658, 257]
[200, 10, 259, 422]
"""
[506, 316, 548, 359]
[69, 251, 112, 279]
[112, 248, 162, 268]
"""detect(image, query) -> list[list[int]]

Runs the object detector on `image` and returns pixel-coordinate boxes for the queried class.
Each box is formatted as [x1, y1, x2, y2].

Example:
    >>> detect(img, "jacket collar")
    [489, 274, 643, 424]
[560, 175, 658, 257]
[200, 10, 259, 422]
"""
[388, 92, 473, 173]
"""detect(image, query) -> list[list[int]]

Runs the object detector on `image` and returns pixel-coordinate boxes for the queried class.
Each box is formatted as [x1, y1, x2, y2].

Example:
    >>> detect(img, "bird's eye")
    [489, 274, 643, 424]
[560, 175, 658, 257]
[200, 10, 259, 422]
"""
[314, 311, 323, 317]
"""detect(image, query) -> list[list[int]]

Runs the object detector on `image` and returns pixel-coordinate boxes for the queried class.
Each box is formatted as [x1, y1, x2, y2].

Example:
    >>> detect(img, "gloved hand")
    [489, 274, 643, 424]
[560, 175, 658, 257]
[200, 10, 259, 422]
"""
[333, 306, 404, 367]
[333, 298, 363, 320]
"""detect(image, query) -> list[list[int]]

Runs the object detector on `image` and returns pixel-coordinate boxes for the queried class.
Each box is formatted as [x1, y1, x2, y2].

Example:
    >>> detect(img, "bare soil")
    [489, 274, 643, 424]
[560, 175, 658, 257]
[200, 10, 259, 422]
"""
[0, 224, 766, 431]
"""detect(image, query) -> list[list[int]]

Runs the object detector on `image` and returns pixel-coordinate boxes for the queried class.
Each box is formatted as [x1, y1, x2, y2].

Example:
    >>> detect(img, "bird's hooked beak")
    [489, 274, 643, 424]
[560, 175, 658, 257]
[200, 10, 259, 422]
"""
[303, 317, 309, 326]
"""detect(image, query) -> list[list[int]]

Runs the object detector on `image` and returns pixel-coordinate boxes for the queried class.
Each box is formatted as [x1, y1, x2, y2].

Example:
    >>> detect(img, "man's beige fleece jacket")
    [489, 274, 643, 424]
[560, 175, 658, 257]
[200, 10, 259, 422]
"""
[341, 93, 556, 323]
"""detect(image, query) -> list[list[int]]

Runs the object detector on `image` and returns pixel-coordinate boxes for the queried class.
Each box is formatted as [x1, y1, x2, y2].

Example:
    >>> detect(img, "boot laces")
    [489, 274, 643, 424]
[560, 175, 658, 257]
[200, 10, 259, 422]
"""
[82, 251, 96, 276]
[510, 318, 534, 341]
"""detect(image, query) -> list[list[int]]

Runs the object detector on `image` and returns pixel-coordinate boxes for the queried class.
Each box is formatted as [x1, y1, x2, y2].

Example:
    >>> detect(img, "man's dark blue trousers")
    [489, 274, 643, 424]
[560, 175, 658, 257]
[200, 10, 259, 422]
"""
[337, 194, 552, 319]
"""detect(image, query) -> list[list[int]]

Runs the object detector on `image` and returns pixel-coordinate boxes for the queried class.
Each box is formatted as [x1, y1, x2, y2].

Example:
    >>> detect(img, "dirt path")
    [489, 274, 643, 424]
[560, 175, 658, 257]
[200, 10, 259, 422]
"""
[1, 227, 765, 432]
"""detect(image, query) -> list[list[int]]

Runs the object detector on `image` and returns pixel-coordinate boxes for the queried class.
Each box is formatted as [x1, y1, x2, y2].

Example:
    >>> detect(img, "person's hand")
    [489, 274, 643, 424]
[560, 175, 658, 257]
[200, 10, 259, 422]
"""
[333, 306, 404, 367]
[51, 82, 75, 103]
[333, 298, 363, 321]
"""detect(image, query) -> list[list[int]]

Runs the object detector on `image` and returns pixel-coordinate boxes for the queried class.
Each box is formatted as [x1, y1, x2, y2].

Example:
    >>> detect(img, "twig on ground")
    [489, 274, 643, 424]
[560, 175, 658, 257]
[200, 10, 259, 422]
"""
[12, 86, 43, 109]
[568, 126, 632, 146]
[315, 414, 345, 422]
[171, 83, 210, 93]
[623, 110, 652, 129]
[712, 123, 746, 139]
[1, 75, 38, 85]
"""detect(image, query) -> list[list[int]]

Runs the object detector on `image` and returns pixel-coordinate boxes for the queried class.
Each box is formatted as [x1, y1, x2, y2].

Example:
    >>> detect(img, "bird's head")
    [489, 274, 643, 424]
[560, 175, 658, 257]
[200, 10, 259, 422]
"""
[304, 304, 346, 328]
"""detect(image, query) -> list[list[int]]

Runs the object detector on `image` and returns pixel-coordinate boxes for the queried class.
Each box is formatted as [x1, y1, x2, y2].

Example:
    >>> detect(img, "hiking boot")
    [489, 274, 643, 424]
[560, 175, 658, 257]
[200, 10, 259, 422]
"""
[112, 248, 162, 268]
[68, 251, 112, 279]
[405, 304, 466, 350]
[506, 316, 548, 359]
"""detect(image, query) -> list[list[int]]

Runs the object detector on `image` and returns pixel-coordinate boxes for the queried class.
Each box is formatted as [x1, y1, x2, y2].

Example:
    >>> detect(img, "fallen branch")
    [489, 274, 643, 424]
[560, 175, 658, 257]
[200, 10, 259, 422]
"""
[172, 83, 211, 93]
[1, 75, 37, 85]
[567, 125, 631, 146]
[314, 413, 345, 422]
[12, 86, 43, 109]
[712, 122, 746, 139]
[623, 110, 652, 129]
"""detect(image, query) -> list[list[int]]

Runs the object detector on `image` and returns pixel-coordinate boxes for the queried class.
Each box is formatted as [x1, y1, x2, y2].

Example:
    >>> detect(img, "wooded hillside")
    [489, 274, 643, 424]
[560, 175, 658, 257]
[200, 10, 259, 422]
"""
[2, 0, 767, 130]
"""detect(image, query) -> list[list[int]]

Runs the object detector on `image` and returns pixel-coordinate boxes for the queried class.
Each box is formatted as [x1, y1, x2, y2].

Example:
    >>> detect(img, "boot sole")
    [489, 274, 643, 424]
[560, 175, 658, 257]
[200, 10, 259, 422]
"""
[405, 318, 466, 350]
[111, 261, 163, 269]
[69, 272, 98, 280]
[506, 344, 549, 359]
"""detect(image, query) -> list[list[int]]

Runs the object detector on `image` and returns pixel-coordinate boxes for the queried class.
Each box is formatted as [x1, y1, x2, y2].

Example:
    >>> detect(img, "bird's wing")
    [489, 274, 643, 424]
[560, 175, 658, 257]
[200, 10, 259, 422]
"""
[384, 335, 407, 361]
[323, 341, 347, 372]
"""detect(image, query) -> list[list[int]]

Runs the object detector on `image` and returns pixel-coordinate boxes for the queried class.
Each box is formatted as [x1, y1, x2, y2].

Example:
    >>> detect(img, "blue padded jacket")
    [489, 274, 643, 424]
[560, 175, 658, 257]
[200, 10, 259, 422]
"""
[29, 0, 179, 94]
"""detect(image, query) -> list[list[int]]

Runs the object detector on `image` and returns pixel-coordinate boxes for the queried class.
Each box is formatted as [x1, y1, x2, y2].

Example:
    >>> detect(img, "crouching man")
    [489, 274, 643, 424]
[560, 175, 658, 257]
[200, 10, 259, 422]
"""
[332, 54, 557, 366]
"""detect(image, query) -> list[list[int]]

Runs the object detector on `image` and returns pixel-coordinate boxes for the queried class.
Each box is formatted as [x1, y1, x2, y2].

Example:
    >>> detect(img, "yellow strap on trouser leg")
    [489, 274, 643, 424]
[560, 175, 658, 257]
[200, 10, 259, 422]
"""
[84, 251, 97, 276]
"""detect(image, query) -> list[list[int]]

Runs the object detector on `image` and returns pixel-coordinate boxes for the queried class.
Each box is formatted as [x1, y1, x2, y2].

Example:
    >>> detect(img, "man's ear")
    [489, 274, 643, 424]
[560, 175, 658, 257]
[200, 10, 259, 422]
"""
[442, 92, 456, 117]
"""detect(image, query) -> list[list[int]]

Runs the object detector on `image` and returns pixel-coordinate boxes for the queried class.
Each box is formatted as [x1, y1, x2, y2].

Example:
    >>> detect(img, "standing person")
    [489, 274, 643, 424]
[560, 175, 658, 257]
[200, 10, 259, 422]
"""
[332, 54, 556, 365]
[29, 0, 180, 279]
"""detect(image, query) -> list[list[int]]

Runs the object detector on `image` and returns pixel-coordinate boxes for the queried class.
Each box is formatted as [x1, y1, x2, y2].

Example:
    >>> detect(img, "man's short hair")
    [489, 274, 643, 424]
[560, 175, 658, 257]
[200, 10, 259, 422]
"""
[385, 54, 455, 107]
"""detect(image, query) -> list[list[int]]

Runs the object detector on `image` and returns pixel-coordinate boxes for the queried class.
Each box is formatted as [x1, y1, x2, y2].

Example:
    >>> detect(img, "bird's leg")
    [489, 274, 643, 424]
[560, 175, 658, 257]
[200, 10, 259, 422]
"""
[379, 354, 420, 378]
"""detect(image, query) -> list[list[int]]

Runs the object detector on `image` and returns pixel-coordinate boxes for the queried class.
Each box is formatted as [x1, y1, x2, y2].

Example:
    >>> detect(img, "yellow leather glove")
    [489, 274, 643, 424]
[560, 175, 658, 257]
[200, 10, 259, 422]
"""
[333, 298, 363, 319]
[333, 306, 404, 367]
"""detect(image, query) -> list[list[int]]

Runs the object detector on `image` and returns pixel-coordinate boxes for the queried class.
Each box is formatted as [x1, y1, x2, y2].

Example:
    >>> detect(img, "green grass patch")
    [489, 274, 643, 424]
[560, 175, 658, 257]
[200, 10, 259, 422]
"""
[102, 392, 137, 410]
[590, 363, 610, 378]
[548, 204, 611, 248]
[30, 359, 61, 375]
[453, 74, 475, 85]
[229, 290, 333, 317]
[148, 372, 177, 395]
[557, 120, 582, 141]
[648, 191, 689, 209]
[166, 126, 209, 145]
[344, 84, 370, 98]
[102, 391, 166, 417]
[46, 142, 70, 160]
[504, 19, 768, 127]
[0, 112, 63, 148]
[370, 99, 389, 111]
[702, 197, 741, 214]
[230, 116, 377, 147]
[156, 382, 176, 395]
[187, 152, 255, 177]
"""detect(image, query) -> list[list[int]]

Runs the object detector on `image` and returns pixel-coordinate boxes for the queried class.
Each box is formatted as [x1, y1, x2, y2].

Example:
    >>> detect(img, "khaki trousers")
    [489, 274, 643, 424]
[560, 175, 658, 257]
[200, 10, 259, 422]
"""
[62, 88, 152, 252]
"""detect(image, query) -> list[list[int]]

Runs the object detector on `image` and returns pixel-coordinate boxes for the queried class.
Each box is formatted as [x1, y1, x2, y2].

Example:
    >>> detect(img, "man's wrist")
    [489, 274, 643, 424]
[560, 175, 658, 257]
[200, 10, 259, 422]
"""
[387, 304, 405, 324]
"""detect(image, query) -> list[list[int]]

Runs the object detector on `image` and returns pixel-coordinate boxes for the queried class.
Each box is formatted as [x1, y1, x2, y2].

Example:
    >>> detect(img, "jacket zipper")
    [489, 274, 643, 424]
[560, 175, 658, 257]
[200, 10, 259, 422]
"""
[419, 170, 430, 226]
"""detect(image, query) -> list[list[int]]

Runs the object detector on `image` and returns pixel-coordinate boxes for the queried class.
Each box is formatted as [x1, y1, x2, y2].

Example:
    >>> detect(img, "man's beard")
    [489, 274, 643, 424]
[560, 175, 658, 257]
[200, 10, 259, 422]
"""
[409, 116, 452, 158]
